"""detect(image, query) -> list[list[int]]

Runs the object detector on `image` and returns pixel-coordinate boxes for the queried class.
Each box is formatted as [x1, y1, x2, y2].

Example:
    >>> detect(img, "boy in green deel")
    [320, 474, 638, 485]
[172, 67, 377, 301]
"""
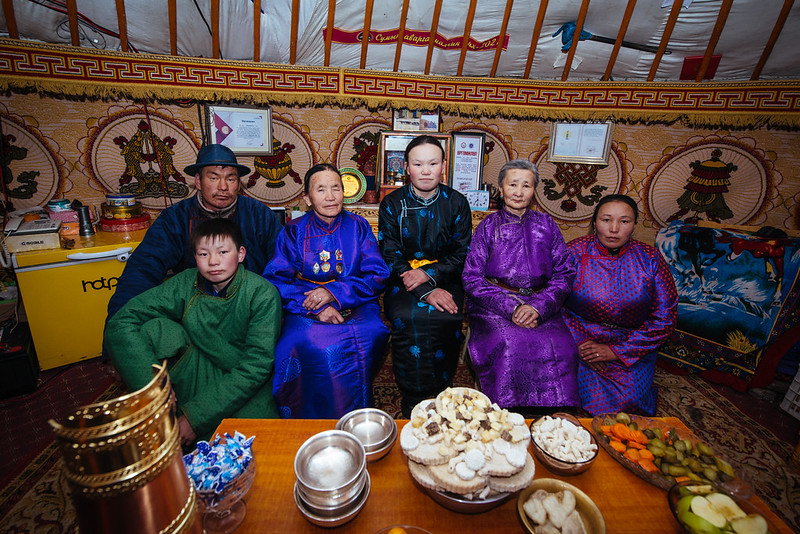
[106, 218, 282, 446]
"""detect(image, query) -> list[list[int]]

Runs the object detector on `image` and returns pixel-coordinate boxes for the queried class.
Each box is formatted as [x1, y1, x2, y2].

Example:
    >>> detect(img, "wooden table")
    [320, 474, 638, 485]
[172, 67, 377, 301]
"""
[213, 418, 792, 533]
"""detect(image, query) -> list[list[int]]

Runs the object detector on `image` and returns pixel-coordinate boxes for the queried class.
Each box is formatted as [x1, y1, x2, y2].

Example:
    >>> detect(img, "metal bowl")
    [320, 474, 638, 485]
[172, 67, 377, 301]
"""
[335, 408, 398, 454]
[294, 430, 366, 506]
[517, 478, 606, 534]
[423, 487, 514, 514]
[295, 470, 370, 528]
[529, 413, 598, 476]
[295, 469, 368, 515]
[363, 432, 397, 463]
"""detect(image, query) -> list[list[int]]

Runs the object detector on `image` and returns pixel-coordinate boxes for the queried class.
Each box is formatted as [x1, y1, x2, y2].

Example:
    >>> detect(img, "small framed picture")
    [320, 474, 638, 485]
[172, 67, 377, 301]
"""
[392, 109, 441, 132]
[548, 122, 614, 165]
[206, 104, 273, 155]
[450, 131, 486, 194]
[377, 131, 451, 186]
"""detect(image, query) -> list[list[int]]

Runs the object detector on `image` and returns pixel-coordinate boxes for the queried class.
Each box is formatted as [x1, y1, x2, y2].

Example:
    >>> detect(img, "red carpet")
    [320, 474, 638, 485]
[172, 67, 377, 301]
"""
[0, 358, 117, 489]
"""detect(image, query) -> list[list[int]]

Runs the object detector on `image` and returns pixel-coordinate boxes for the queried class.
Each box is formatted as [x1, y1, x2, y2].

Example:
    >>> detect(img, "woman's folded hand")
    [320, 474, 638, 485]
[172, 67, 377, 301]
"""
[303, 287, 334, 310]
[423, 288, 458, 314]
[316, 306, 345, 324]
[400, 268, 431, 291]
[512, 304, 539, 328]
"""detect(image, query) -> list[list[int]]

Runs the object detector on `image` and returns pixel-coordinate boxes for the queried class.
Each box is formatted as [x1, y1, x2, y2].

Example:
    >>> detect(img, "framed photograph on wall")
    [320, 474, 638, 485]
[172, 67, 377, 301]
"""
[548, 122, 614, 165]
[206, 104, 273, 155]
[377, 131, 451, 186]
[450, 131, 486, 194]
[392, 109, 441, 132]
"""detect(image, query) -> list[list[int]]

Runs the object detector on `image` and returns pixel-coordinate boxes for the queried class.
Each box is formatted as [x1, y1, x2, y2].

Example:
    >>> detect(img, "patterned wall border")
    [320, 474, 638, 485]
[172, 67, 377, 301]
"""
[1, 39, 799, 128]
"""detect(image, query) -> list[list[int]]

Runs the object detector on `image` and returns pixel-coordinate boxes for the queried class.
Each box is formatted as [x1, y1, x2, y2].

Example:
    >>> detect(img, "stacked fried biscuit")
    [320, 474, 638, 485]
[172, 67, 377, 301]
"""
[400, 387, 535, 499]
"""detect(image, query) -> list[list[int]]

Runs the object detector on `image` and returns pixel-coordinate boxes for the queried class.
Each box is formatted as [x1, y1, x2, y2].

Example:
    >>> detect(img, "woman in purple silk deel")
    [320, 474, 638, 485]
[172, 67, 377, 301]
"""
[563, 194, 678, 416]
[462, 159, 580, 411]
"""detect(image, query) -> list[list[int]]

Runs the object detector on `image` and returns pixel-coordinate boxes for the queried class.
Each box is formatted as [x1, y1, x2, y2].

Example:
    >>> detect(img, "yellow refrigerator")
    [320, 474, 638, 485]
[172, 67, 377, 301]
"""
[12, 230, 147, 370]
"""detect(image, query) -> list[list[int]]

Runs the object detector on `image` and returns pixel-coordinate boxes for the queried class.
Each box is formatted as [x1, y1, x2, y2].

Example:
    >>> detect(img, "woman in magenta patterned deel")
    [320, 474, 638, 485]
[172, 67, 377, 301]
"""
[563, 194, 678, 416]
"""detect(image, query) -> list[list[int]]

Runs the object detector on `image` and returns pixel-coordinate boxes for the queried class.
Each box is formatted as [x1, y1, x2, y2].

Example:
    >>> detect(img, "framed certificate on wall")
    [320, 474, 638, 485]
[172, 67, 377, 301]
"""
[206, 104, 273, 155]
[450, 132, 486, 193]
[548, 122, 613, 165]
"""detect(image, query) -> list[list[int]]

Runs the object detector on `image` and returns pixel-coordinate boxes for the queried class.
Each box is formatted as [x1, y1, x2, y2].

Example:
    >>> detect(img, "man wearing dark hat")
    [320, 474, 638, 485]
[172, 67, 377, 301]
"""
[106, 144, 281, 319]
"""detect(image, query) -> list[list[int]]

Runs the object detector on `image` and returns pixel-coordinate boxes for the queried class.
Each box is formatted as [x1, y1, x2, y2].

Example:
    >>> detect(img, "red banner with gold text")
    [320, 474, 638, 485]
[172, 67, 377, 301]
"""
[324, 27, 509, 51]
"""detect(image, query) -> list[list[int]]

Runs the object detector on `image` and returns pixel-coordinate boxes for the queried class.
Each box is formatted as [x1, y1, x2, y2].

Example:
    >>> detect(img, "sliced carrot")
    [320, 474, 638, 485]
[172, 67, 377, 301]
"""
[631, 429, 649, 445]
[609, 439, 627, 453]
[600, 425, 614, 436]
[638, 458, 659, 473]
[637, 449, 655, 461]
[623, 448, 640, 462]
[611, 423, 632, 442]
[627, 441, 646, 450]
[674, 476, 691, 484]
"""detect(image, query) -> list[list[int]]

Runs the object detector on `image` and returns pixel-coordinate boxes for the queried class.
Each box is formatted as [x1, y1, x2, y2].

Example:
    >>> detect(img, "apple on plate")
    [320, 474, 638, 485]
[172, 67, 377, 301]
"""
[729, 515, 769, 534]
[677, 491, 768, 534]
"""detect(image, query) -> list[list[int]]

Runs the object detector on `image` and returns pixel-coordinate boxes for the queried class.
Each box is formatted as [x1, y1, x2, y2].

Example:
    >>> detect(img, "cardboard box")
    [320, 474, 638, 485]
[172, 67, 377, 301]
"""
[4, 219, 61, 252]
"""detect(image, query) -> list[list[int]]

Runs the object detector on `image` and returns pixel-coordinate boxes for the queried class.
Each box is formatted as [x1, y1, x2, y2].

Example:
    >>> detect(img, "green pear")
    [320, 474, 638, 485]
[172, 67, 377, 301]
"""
[706, 492, 746, 521]
[730, 514, 768, 534]
[678, 510, 724, 534]
[690, 495, 728, 528]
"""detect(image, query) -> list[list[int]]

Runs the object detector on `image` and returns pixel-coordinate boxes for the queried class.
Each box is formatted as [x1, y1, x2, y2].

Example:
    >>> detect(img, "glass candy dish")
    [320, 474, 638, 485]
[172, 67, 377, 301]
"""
[185, 433, 256, 533]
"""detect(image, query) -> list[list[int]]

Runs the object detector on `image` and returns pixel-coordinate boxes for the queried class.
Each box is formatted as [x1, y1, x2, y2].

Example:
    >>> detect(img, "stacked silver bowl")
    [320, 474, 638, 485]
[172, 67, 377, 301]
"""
[335, 408, 397, 462]
[293, 430, 369, 527]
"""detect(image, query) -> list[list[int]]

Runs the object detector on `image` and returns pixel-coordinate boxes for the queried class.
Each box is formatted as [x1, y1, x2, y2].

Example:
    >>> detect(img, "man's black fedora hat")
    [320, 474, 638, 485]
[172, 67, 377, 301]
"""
[184, 144, 251, 177]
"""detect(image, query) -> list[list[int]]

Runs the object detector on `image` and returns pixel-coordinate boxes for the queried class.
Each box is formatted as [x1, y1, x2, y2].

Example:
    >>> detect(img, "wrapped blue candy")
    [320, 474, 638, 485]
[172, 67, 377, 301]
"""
[182, 432, 256, 496]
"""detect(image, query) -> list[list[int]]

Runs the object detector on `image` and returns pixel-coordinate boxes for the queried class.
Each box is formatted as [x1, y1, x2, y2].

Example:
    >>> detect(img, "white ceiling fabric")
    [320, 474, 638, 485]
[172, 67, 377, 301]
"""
[1, 0, 797, 81]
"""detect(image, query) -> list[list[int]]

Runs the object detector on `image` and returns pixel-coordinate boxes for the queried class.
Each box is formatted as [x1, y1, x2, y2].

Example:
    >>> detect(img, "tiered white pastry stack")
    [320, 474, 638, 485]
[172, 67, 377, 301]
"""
[400, 387, 535, 500]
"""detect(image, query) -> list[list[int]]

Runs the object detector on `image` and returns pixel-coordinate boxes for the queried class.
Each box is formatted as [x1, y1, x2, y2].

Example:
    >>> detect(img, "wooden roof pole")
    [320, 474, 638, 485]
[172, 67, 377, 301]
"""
[647, 0, 681, 81]
[393, 0, 411, 71]
[253, 0, 261, 62]
[695, 0, 733, 82]
[211, 0, 220, 59]
[291, 0, 301, 63]
[602, 0, 636, 81]
[524, 0, 549, 79]
[457, 0, 479, 77]
[424, 0, 443, 75]
[561, 0, 590, 81]
[324, 0, 336, 66]
[1, 0, 18, 40]
[360, 0, 375, 69]
[751, 0, 794, 80]
[115, 0, 129, 52]
[168, 0, 177, 55]
[67, 0, 79, 46]
[490, 0, 514, 77]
